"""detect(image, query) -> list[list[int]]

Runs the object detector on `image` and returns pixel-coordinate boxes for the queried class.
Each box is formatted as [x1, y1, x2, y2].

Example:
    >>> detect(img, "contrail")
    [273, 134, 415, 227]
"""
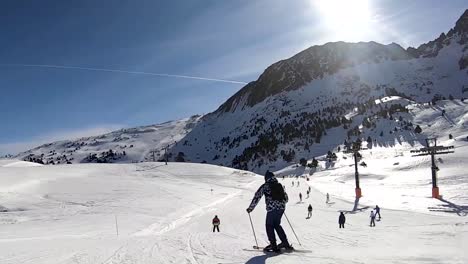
[0, 64, 248, 85]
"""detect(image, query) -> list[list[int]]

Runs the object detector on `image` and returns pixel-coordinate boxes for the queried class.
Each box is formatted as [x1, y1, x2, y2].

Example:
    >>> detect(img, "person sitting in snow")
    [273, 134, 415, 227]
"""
[212, 215, 220, 232]
[246, 170, 292, 252]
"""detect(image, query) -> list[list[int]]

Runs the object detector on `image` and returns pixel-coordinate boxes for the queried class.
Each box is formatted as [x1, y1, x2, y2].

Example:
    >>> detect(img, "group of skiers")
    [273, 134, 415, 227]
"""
[369, 205, 381, 227]
[210, 170, 383, 252]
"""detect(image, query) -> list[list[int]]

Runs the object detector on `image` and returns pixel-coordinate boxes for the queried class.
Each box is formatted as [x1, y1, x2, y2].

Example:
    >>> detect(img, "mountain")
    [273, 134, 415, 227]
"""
[169, 10, 468, 172]
[15, 10, 468, 172]
[15, 115, 201, 165]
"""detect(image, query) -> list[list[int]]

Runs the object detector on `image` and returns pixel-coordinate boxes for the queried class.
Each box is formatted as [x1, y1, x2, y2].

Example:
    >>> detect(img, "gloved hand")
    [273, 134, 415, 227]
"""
[246, 208, 252, 213]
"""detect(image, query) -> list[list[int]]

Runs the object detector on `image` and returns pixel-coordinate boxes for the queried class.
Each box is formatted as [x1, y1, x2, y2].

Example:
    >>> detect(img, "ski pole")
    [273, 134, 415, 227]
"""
[247, 212, 259, 249]
[284, 212, 302, 246]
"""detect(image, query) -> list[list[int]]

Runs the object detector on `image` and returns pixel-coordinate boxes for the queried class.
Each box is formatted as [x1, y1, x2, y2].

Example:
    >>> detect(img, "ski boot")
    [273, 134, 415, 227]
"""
[263, 242, 280, 253]
[278, 241, 294, 251]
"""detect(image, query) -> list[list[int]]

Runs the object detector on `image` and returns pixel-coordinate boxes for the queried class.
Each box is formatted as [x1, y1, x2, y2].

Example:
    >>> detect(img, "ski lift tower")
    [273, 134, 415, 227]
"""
[344, 140, 366, 198]
[410, 138, 454, 198]
[162, 141, 177, 165]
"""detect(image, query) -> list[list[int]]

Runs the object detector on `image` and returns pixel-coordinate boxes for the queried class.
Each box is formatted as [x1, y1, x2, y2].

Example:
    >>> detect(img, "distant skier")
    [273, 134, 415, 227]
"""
[246, 170, 292, 252]
[326, 193, 330, 204]
[212, 215, 220, 232]
[299, 192, 302, 202]
[308, 186, 311, 193]
[307, 204, 313, 218]
[291, 181, 294, 187]
[297, 181, 300, 187]
[339, 212, 346, 228]
[374, 205, 381, 220]
[306, 190, 310, 199]
[370, 210, 376, 227]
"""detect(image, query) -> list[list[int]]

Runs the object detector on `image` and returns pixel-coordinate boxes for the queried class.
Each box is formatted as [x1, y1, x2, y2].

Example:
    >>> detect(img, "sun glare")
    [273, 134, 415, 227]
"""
[314, 0, 373, 41]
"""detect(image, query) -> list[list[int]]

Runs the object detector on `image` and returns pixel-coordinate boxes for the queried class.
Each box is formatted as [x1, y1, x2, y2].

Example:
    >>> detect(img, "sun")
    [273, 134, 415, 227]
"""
[313, 0, 373, 41]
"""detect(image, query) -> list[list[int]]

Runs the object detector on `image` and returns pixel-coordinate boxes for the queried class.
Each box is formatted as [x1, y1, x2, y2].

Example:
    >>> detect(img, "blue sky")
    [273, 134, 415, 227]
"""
[0, 0, 466, 155]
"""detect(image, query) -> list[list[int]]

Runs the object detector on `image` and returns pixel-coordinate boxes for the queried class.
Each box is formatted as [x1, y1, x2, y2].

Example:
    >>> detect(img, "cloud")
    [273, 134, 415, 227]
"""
[0, 124, 123, 156]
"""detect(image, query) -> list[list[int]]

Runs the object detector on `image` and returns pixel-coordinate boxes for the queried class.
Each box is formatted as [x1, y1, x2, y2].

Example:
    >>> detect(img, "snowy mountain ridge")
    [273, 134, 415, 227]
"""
[14, 115, 201, 165]
[170, 10, 468, 172]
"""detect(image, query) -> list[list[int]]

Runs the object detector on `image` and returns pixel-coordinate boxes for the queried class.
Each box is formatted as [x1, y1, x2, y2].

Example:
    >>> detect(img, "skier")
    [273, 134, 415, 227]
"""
[339, 212, 346, 228]
[291, 181, 294, 187]
[374, 205, 381, 220]
[308, 186, 311, 193]
[212, 215, 220, 232]
[306, 190, 310, 199]
[326, 193, 330, 204]
[370, 210, 376, 227]
[297, 181, 300, 187]
[246, 170, 293, 252]
[307, 204, 313, 218]
[299, 192, 302, 202]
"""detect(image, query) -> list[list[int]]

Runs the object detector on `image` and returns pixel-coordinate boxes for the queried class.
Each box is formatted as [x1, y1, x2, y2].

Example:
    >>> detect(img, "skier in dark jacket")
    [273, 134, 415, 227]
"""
[339, 212, 346, 228]
[374, 205, 381, 220]
[246, 170, 292, 252]
[307, 204, 313, 218]
[212, 215, 220, 232]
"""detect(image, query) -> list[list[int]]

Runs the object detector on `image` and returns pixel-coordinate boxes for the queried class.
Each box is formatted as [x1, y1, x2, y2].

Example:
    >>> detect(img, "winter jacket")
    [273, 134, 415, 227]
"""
[308, 205, 313, 212]
[247, 177, 288, 212]
[212, 217, 220, 226]
[370, 211, 375, 218]
[339, 213, 346, 224]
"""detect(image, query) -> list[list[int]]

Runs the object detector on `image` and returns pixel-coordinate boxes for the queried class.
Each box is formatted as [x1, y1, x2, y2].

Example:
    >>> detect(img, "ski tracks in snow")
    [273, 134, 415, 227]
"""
[134, 190, 242, 237]
[99, 187, 246, 263]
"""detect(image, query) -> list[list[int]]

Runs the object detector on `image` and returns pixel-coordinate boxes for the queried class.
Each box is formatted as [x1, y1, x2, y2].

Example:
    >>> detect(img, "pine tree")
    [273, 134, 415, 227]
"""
[414, 125, 422, 134]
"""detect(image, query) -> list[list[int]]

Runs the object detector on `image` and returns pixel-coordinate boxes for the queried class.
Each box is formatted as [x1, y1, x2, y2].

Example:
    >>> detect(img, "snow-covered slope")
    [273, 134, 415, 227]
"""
[15, 115, 201, 165]
[276, 99, 468, 213]
[0, 161, 466, 263]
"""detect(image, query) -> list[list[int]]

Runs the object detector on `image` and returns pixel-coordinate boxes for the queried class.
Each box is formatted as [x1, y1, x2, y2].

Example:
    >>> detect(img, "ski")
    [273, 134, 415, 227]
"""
[244, 245, 312, 253]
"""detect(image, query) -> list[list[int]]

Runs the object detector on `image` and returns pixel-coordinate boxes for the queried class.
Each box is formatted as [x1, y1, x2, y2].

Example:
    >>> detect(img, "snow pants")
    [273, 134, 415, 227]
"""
[376, 211, 381, 219]
[307, 211, 312, 218]
[266, 209, 288, 244]
[370, 217, 376, 227]
[339, 223, 344, 228]
[213, 225, 219, 232]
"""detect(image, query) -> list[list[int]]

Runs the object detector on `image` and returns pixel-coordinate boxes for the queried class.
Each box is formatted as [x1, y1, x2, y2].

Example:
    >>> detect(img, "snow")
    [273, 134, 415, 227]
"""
[0, 160, 43, 168]
[0, 160, 466, 263]
[15, 115, 201, 165]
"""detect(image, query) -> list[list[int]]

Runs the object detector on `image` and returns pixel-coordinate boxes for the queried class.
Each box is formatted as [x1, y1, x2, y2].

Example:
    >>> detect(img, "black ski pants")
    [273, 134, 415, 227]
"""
[266, 209, 288, 244]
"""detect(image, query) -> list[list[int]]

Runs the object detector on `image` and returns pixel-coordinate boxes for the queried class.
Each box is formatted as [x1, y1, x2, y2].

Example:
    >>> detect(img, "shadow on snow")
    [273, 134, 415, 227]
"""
[428, 198, 468, 216]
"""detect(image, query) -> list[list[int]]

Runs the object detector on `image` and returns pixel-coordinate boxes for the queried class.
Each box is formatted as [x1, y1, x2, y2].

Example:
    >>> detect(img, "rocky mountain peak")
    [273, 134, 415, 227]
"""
[216, 41, 412, 113]
[454, 9, 468, 34]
